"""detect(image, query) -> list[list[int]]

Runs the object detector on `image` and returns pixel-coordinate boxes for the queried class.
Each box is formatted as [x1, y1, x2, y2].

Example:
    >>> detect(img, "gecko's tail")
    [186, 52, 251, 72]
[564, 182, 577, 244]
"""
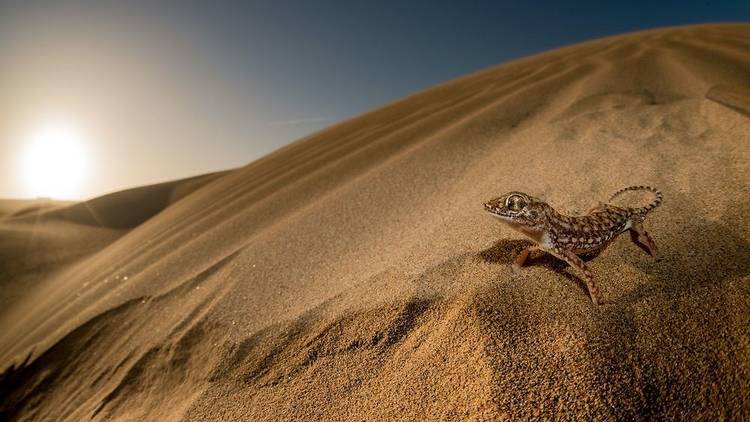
[609, 185, 663, 214]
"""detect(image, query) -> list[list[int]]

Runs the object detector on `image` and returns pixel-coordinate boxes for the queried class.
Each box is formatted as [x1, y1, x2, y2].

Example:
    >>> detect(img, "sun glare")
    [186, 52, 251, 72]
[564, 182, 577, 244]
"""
[21, 123, 88, 199]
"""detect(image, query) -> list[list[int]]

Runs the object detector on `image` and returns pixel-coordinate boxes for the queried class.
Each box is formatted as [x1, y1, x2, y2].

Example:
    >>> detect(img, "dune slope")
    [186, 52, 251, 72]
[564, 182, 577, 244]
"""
[1, 24, 749, 420]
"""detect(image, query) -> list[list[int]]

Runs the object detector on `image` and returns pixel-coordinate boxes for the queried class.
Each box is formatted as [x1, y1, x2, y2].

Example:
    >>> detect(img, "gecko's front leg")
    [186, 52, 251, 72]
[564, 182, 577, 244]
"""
[512, 245, 542, 275]
[557, 249, 600, 305]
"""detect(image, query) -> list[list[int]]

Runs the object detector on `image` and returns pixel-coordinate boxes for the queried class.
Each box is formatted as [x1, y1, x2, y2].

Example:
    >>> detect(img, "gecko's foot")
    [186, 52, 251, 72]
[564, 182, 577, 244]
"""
[511, 264, 523, 276]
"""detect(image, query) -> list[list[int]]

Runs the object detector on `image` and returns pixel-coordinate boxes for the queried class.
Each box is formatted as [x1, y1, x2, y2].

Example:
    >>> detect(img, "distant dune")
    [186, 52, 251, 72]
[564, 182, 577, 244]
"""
[1, 23, 749, 420]
[0, 198, 71, 219]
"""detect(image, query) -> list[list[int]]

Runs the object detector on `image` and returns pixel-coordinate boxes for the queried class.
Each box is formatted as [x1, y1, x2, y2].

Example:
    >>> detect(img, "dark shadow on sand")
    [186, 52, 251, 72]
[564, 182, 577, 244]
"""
[478, 238, 592, 298]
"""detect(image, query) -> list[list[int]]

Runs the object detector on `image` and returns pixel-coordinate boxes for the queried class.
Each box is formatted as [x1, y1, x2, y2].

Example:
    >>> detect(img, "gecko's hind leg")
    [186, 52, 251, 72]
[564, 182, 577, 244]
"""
[512, 245, 541, 275]
[559, 249, 600, 305]
[629, 221, 658, 258]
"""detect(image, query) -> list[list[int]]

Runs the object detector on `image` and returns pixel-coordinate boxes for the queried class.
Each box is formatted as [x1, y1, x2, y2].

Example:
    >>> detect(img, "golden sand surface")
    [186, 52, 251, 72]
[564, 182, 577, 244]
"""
[1, 23, 748, 420]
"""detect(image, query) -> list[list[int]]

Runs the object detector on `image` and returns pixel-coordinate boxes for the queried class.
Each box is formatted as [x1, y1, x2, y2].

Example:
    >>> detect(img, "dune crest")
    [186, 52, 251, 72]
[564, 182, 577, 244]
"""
[1, 24, 749, 420]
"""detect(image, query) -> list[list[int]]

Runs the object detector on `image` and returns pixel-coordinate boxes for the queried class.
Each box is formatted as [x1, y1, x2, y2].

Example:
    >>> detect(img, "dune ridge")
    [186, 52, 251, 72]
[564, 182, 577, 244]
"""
[1, 23, 749, 420]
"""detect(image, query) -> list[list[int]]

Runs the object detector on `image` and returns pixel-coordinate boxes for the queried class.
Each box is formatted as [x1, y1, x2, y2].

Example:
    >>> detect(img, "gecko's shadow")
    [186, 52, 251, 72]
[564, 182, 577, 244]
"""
[478, 239, 593, 298]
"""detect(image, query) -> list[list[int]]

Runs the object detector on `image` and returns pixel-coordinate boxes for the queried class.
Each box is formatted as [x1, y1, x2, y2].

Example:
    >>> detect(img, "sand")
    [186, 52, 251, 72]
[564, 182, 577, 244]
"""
[1, 23, 749, 420]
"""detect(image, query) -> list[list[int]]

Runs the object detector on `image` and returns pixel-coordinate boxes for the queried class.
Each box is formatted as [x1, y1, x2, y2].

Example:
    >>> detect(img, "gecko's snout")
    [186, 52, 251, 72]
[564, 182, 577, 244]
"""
[484, 199, 505, 216]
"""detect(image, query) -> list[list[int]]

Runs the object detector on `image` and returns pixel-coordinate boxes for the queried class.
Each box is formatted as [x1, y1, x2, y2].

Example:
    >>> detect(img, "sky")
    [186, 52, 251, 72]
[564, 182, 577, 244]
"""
[1, 1, 749, 200]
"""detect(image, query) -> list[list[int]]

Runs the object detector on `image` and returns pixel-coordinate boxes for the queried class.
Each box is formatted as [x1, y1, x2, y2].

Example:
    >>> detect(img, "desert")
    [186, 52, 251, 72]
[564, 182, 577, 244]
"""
[1, 23, 749, 420]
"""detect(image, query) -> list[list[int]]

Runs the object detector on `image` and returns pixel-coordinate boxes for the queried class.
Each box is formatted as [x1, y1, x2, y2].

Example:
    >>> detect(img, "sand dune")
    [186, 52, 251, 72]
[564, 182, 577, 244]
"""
[1, 23, 749, 420]
[0, 199, 72, 219]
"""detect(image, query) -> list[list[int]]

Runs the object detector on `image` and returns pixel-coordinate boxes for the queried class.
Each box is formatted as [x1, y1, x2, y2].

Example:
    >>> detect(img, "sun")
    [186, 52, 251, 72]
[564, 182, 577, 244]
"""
[21, 123, 88, 199]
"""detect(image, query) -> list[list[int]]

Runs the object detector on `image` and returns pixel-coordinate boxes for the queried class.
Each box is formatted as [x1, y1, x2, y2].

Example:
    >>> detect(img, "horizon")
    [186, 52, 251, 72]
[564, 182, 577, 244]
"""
[2, 1, 749, 200]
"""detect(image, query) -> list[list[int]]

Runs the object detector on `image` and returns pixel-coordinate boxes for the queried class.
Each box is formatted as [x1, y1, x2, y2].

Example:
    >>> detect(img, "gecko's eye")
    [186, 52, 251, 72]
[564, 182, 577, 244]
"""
[505, 194, 527, 211]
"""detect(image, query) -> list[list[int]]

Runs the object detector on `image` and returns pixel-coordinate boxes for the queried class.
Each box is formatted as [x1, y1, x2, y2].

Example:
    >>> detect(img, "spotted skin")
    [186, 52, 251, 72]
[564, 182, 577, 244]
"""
[484, 186, 662, 305]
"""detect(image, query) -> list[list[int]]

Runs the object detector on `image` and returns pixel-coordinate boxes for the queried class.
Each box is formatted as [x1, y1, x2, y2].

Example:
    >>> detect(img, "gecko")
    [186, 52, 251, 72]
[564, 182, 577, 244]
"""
[483, 186, 662, 305]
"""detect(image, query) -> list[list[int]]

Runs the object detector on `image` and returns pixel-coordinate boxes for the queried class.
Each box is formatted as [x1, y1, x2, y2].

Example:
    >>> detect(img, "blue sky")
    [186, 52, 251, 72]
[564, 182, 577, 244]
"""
[1, 1, 748, 199]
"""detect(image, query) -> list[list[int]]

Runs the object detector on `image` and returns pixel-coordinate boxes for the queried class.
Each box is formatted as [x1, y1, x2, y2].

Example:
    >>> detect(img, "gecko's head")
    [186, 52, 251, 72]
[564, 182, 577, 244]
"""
[484, 191, 546, 227]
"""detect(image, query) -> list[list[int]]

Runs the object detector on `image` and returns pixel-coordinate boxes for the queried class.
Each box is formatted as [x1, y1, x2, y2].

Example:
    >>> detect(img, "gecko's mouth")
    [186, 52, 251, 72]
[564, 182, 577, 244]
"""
[484, 208, 512, 220]
[487, 212, 511, 221]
